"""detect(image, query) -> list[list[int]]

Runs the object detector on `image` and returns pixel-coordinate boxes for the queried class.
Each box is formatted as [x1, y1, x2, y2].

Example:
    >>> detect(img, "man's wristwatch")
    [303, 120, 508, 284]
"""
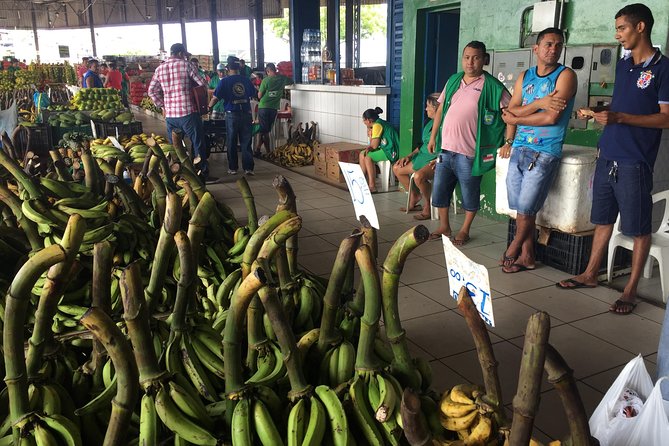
[504, 138, 513, 146]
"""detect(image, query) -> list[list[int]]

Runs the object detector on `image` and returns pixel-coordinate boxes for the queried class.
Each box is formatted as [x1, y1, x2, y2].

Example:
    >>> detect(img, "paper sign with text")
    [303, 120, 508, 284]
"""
[442, 236, 495, 326]
[338, 162, 380, 229]
[90, 120, 97, 138]
[108, 136, 124, 150]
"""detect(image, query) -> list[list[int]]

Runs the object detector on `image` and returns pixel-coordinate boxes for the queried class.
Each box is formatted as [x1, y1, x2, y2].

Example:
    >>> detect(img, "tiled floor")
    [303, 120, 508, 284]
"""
[138, 113, 667, 442]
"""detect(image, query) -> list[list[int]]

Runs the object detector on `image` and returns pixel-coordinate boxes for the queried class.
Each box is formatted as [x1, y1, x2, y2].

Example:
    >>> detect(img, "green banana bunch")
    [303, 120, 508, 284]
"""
[245, 341, 286, 387]
[231, 397, 284, 446]
[287, 395, 327, 446]
[39, 177, 91, 199]
[13, 413, 82, 446]
[165, 332, 221, 403]
[313, 385, 350, 446]
[318, 341, 355, 387]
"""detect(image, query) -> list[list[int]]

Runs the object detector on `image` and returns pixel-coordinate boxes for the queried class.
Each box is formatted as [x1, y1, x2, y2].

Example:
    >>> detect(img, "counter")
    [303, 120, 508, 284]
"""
[287, 84, 391, 145]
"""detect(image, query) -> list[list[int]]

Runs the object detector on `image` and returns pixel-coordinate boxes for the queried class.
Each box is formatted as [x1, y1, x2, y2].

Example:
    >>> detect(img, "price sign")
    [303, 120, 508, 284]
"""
[338, 162, 380, 229]
[90, 120, 97, 138]
[58, 45, 70, 58]
[108, 136, 124, 150]
[441, 236, 495, 326]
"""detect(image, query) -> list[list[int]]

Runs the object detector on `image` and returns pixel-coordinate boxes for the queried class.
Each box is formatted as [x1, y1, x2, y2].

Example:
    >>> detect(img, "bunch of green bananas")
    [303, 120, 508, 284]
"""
[0, 412, 83, 446]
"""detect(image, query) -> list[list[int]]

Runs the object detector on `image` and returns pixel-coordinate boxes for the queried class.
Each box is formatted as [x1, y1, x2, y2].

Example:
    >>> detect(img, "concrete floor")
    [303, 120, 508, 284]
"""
[137, 112, 666, 443]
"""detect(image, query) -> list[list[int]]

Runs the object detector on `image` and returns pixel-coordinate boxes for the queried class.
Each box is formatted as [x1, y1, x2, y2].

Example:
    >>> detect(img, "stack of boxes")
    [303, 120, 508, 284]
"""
[314, 142, 363, 183]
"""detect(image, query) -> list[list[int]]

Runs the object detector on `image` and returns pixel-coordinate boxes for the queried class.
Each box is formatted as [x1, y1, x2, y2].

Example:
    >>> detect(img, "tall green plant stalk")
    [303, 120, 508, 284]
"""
[240, 210, 296, 278]
[147, 160, 168, 223]
[0, 182, 41, 250]
[80, 307, 139, 446]
[187, 191, 216, 273]
[237, 176, 258, 233]
[113, 175, 146, 217]
[456, 286, 505, 426]
[353, 244, 382, 372]
[317, 232, 362, 351]
[0, 146, 42, 199]
[381, 225, 430, 389]
[4, 217, 84, 434]
[170, 231, 195, 336]
[348, 218, 378, 317]
[508, 312, 550, 446]
[273, 175, 299, 274]
[48, 150, 74, 181]
[145, 138, 177, 191]
[145, 192, 181, 310]
[90, 240, 114, 370]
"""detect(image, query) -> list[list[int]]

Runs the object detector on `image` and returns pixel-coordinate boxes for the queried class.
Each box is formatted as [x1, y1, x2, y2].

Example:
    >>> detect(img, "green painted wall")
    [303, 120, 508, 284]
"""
[399, 0, 669, 220]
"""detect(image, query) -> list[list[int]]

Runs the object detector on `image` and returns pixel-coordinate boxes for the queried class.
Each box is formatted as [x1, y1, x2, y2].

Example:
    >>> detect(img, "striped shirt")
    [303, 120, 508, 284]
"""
[148, 57, 206, 118]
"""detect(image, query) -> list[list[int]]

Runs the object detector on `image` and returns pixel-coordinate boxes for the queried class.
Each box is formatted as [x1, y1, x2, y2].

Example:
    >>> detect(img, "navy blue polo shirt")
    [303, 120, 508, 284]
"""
[213, 74, 256, 113]
[598, 50, 669, 168]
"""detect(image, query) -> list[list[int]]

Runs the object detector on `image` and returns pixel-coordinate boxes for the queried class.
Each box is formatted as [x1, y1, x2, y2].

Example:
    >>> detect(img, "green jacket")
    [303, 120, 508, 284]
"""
[439, 71, 508, 176]
[375, 118, 400, 163]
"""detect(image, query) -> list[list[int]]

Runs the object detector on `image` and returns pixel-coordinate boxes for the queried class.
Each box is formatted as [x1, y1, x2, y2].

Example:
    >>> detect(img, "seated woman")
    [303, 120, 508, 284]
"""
[360, 107, 399, 193]
[393, 93, 440, 220]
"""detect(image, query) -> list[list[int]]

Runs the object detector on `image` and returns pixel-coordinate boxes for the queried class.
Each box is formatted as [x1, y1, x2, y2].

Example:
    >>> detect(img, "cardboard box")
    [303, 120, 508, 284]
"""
[315, 162, 326, 178]
[327, 164, 346, 183]
[324, 142, 363, 165]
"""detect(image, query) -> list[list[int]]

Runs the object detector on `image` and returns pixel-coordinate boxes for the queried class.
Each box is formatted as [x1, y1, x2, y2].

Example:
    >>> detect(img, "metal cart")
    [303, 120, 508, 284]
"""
[203, 118, 226, 155]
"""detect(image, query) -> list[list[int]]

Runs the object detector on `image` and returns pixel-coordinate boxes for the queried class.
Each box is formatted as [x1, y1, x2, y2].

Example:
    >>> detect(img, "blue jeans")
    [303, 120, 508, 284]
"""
[659, 308, 669, 400]
[506, 146, 560, 216]
[226, 111, 254, 171]
[431, 150, 482, 211]
[166, 112, 207, 174]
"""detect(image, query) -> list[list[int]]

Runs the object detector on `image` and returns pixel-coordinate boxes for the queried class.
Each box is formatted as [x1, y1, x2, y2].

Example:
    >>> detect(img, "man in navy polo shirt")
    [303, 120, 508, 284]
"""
[557, 4, 669, 315]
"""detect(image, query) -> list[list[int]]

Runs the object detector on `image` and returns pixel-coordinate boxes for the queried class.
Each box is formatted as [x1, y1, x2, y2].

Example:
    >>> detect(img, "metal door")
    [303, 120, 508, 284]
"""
[564, 45, 593, 112]
[590, 45, 618, 84]
[491, 49, 531, 95]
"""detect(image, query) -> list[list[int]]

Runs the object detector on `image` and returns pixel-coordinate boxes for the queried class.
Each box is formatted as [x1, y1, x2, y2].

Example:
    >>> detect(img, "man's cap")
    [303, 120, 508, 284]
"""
[266, 63, 276, 72]
[227, 55, 240, 64]
[170, 43, 187, 55]
[228, 61, 241, 70]
[216, 63, 225, 71]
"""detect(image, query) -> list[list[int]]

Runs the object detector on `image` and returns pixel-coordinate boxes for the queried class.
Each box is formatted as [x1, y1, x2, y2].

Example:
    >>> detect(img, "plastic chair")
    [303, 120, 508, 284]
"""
[377, 160, 396, 192]
[607, 190, 669, 303]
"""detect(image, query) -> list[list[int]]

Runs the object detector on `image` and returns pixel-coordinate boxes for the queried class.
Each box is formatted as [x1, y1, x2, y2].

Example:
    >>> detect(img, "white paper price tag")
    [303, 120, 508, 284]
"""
[441, 236, 495, 326]
[108, 136, 124, 150]
[338, 162, 380, 229]
[90, 120, 97, 138]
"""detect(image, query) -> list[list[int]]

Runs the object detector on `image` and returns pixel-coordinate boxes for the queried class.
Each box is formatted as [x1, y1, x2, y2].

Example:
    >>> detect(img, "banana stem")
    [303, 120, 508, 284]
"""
[508, 312, 550, 446]
[360, 216, 378, 261]
[145, 192, 181, 310]
[400, 387, 432, 446]
[113, 174, 146, 217]
[170, 231, 196, 335]
[544, 343, 595, 446]
[0, 182, 41, 251]
[317, 231, 362, 351]
[171, 130, 206, 194]
[187, 191, 216, 267]
[121, 261, 164, 383]
[353, 244, 382, 372]
[145, 138, 177, 191]
[246, 295, 266, 370]
[80, 307, 139, 446]
[80, 146, 103, 196]
[90, 240, 114, 370]
[48, 150, 74, 181]
[237, 176, 258, 233]
[240, 210, 296, 279]
[381, 225, 430, 389]
[275, 247, 297, 321]
[147, 163, 168, 223]
[456, 285, 506, 426]
[0, 144, 42, 199]
[273, 175, 299, 274]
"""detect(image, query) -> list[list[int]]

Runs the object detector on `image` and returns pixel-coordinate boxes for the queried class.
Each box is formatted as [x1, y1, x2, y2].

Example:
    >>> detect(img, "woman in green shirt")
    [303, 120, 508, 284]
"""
[360, 107, 399, 193]
[393, 93, 440, 219]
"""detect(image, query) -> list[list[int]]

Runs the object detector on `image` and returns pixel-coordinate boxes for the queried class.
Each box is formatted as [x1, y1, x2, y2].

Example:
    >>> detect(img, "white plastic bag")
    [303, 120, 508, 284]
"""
[624, 377, 669, 445]
[589, 354, 654, 445]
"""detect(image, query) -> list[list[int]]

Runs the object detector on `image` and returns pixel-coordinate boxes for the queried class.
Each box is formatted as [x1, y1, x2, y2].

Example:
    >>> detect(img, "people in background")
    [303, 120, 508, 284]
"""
[239, 59, 253, 78]
[499, 28, 577, 271]
[427, 41, 513, 244]
[208, 63, 227, 120]
[82, 59, 104, 88]
[393, 93, 441, 220]
[104, 62, 124, 90]
[77, 57, 89, 86]
[148, 43, 210, 181]
[190, 57, 209, 83]
[208, 58, 257, 176]
[557, 3, 669, 317]
[360, 107, 400, 193]
[99, 63, 109, 85]
[255, 63, 292, 156]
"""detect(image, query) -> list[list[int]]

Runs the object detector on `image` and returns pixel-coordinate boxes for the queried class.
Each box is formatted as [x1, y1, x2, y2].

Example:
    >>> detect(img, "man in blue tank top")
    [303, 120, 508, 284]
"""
[557, 4, 669, 320]
[498, 28, 577, 274]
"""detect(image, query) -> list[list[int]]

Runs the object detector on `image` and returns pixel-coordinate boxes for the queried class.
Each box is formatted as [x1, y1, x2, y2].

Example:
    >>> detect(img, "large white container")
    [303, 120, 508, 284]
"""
[496, 144, 598, 233]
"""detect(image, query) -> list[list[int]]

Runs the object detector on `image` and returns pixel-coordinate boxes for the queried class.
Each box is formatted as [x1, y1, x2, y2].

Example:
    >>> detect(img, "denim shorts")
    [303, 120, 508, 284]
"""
[506, 146, 560, 216]
[432, 150, 482, 211]
[591, 158, 653, 236]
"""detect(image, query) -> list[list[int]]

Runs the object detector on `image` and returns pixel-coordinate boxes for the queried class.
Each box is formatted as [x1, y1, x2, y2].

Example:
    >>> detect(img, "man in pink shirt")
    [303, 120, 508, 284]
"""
[427, 41, 515, 243]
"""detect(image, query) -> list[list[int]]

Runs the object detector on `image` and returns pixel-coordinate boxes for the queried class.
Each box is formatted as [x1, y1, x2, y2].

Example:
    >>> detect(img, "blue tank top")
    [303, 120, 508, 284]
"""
[82, 70, 103, 88]
[513, 65, 574, 157]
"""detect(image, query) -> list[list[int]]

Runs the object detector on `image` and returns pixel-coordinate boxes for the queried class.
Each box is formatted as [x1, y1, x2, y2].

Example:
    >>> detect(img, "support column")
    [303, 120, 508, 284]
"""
[210, 0, 219, 66]
[326, 0, 336, 57]
[248, 18, 256, 68]
[156, 0, 164, 52]
[254, 0, 264, 69]
[345, 0, 353, 68]
[179, 0, 187, 49]
[31, 4, 40, 62]
[88, 0, 97, 57]
[333, 0, 340, 85]
[289, 0, 320, 83]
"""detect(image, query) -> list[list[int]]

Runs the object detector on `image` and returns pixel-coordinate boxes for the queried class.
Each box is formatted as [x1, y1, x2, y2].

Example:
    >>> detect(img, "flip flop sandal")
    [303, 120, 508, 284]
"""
[413, 213, 431, 221]
[399, 204, 423, 212]
[451, 235, 471, 246]
[555, 278, 597, 290]
[428, 232, 449, 241]
[501, 263, 536, 274]
[500, 255, 517, 269]
[609, 299, 637, 315]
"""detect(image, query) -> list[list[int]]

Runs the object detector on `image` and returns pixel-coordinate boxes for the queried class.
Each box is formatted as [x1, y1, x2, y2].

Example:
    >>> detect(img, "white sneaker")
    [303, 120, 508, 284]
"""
[227, 169, 237, 175]
[193, 156, 202, 165]
[244, 170, 254, 176]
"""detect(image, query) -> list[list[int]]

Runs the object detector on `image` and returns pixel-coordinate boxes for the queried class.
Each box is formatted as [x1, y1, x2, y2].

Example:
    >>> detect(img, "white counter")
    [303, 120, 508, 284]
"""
[287, 84, 391, 145]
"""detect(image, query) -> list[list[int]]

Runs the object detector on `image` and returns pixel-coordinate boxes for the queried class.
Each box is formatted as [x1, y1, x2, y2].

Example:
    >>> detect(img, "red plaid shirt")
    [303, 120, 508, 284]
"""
[148, 57, 206, 118]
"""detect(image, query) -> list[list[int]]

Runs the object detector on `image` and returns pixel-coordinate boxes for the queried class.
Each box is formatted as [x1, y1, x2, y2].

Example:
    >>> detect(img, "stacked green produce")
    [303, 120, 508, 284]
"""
[70, 88, 123, 111]
[14, 70, 41, 89]
[47, 111, 90, 128]
[0, 72, 14, 92]
[89, 109, 134, 124]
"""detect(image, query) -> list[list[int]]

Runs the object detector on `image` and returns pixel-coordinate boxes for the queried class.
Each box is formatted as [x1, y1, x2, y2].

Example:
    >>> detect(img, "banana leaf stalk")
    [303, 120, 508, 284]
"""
[353, 244, 383, 372]
[147, 162, 168, 223]
[544, 344, 595, 446]
[48, 149, 74, 181]
[273, 175, 299, 274]
[456, 285, 505, 426]
[240, 210, 296, 278]
[145, 137, 176, 191]
[170, 130, 205, 192]
[237, 176, 258, 233]
[113, 173, 146, 217]
[80, 145, 103, 196]
[0, 144, 42, 199]
[275, 246, 297, 319]
[169, 231, 196, 336]
[1, 206, 15, 227]
[348, 218, 378, 318]
[186, 191, 217, 273]
[508, 312, 550, 446]
[0, 182, 41, 250]
[121, 261, 164, 382]
[90, 240, 114, 370]
[317, 231, 362, 351]
[401, 387, 432, 446]
[80, 307, 139, 446]
[180, 180, 200, 216]
[381, 225, 430, 389]
[145, 192, 181, 310]
[3, 220, 82, 430]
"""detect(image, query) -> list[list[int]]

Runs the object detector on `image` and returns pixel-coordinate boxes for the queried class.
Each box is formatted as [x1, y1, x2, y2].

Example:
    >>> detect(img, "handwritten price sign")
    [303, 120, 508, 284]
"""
[338, 162, 380, 229]
[441, 236, 495, 327]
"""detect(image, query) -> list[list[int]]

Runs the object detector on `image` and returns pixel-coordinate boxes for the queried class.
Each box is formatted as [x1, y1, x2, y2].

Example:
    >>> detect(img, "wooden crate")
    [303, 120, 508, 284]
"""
[314, 143, 327, 172]
[326, 164, 346, 183]
[324, 142, 363, 165]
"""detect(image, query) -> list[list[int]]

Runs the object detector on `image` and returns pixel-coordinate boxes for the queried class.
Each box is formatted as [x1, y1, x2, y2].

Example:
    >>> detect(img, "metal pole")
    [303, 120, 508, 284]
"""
[88, 0, 97, 57]
[156, 0, 164, 52]
[254, 0, 264, 69]
[326, 0, 336, 56]
[31, 3, 40, 62]
[179, 0, 187, 49]
[248, 17, 256, 67]
[345, 0, 353, 68]
[333, 0, 340, 85]
[210, 0, 219, 67]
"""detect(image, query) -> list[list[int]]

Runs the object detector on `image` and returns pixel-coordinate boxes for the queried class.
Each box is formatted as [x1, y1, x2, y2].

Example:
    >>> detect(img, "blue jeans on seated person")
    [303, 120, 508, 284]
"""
[506, 146, 560, 216]
[166, 112, 207, 175]
[431, 150, 482, 211]
[226, 111, 254, 172]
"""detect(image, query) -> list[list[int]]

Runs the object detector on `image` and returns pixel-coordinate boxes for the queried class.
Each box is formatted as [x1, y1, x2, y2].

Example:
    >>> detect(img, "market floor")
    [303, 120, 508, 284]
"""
[140, 114, 665, 443]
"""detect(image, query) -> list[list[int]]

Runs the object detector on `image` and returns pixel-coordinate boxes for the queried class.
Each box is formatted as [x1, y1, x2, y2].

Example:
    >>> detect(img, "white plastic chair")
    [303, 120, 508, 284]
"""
[377, 160, 396, 192]
[607, 190, 669, 303]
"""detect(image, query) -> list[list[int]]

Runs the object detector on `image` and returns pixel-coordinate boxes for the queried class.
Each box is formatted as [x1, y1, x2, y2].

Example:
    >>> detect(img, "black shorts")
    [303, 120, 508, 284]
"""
[258, 108, 278, 133]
